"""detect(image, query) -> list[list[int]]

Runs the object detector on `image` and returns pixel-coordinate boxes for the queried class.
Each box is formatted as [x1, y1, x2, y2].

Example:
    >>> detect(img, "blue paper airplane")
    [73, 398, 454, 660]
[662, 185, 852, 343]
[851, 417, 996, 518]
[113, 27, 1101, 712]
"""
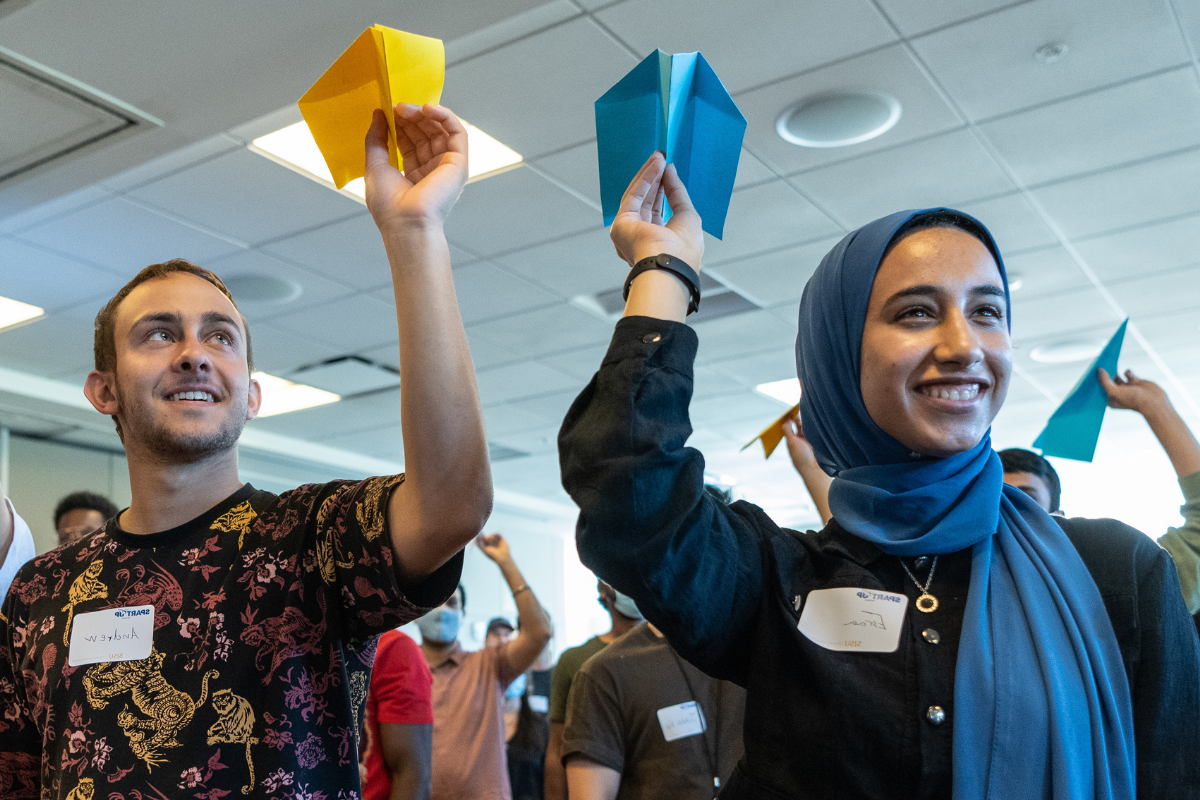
[595, 50, 746, 239]
[1032, 319, 1128, 462]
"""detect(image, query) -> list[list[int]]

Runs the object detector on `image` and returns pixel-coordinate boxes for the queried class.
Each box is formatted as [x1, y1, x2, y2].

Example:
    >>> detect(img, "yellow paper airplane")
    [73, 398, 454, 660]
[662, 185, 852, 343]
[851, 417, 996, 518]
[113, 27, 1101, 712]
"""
[298, 25, 445, 189]
[741, 404, 800, 459]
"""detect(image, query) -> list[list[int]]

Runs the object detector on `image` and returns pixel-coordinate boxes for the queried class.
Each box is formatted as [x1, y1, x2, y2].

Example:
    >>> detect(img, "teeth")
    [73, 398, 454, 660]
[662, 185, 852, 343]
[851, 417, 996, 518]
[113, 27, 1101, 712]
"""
[920, 384, 980, 400]
[169, 391, 215, 402]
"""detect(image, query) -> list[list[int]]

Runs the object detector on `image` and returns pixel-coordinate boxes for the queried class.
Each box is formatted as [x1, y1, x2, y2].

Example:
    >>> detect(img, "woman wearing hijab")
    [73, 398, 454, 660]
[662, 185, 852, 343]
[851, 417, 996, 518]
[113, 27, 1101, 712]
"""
[558, 152, 1200, 799]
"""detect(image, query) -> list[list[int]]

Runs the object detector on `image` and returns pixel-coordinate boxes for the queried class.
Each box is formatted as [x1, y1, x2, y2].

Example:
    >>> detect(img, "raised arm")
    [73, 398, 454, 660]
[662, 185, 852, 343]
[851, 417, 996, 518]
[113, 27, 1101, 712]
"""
[1100, 368, 1200, 612]
[783, 415, 833, 525]
[363, 104, 492, 582]
[559, 153, 769, 683]
[477, 534, 552, 675]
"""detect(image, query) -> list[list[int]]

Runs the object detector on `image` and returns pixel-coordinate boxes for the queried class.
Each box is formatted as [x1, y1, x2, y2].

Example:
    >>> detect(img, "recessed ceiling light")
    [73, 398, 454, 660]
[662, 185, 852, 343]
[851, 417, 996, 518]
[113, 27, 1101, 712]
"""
[776, 91, 901, 149]
[250, 118, 522, 202]
[1007, 272, 1024, 292]
[1029, 339, 1103, 364]
[0, 295, 45, 333]
[252, 372, 340, 417]
[1034, 42, 1068, 64]
[755, 378, 801, 406]
[224, 274, 303, 305]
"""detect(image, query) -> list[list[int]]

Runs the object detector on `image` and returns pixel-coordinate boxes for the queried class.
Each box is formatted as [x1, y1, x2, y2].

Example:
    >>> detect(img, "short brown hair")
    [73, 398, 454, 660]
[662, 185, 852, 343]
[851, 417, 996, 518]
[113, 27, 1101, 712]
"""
[93, 259, 254, 373]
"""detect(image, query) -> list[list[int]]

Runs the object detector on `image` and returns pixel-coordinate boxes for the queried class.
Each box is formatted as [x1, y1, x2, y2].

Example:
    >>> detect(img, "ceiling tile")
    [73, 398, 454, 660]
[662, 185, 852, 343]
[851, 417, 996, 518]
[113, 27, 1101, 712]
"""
[702, 180, 842, 266]
[708, 235, 842, 307]
[246, 320, 344, 377]
[734, 150, 777, 188]
[874, 0, 1028, 37]
[128, 148, 363, 245]
[0, 237, 124, 311]
[736, 44, 963, 176]
[0, 313, 96, 378]
[693, 364, 748, 400]
[1132, 308, 1200, 358]
[293, 359, 399, 396]
[466, 302, 615, 359]
[476, 360, 582, 405]
[488, 425, 560, 457]
[1030, 148, 1200, 239]
[791, 128, 1015, 227]
[507, 387, 585, 423]
[439, 262, 560, 325]
[537, 343, 611, 381]
[690, 390, 785, 429]
[267, 293, 398, 354]
[1106, 263, 1200, 318]
[596, 0, 896, 94]
[954, 191, 1058, 254]
[979, 67, 1200, 186]
[531, 141, 601, 207]
[493, 227, 627, 300]
[443, 17, 638, 160]
[483, 403, 552, 437]
[99, 134, 243, 193]
[249, 387, 402, 440]
[16, 197, 241, 274]
[0, 186, 108, 235]
[320, 423, 404, 461]
[1072, 211, 1200, 283]
[1001, 245, 1091, 299]
[692, 309, 797, 363]
[1009, 286, 1122, 344]
[260, 213, 394, 291]
[444, 166, 598, 257]
[911, 0, 1188, 121]
[708, 348, 799, 388]
[204, 248, 355, 324]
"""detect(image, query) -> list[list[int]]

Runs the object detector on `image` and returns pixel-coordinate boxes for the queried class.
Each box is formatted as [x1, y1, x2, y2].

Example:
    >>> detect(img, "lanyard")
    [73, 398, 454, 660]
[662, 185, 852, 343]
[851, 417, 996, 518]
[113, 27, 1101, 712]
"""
[668, 647, 721, 797]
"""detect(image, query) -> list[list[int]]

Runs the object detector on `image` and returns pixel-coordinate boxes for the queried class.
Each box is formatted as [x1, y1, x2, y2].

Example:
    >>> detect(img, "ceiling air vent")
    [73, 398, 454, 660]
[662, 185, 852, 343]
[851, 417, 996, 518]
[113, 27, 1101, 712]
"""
[0, 44, 162, 186]
[571, 272, 760, 324]
[289, 355, 400, 397]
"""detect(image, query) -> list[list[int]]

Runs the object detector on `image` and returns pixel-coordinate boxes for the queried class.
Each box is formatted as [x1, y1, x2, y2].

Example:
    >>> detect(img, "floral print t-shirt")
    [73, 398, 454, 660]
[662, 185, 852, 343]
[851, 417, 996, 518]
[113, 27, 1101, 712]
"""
[0, 478, 463, 800]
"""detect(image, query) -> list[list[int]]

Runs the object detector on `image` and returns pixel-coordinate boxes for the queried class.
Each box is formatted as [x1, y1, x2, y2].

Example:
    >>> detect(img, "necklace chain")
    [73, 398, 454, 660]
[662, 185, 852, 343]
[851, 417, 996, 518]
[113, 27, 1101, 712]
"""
[899, 556, 940, 612]
[899, 555, 938, 593]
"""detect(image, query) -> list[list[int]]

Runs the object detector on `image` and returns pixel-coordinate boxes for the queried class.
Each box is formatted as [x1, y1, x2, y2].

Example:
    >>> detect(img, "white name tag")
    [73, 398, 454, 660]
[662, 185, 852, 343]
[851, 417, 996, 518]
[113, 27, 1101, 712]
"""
[657, 700, 706, 742]
[797, 587, 907, 653]
[68, 605, 154, 667]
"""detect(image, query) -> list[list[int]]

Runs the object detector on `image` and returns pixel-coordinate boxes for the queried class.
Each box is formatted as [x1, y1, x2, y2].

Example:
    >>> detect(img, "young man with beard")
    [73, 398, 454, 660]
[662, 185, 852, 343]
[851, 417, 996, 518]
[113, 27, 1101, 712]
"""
[0, 103, 491, 797]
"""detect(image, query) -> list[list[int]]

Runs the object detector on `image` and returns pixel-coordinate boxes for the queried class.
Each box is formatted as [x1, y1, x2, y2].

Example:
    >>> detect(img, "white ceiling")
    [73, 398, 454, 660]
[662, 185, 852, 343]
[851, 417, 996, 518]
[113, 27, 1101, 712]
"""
[2, 0, 1200, 527]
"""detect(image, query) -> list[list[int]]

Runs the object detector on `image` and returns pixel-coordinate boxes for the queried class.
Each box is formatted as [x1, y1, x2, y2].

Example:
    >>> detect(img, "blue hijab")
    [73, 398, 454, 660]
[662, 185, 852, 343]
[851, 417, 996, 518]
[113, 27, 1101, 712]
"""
[796, 209, 1136, 799]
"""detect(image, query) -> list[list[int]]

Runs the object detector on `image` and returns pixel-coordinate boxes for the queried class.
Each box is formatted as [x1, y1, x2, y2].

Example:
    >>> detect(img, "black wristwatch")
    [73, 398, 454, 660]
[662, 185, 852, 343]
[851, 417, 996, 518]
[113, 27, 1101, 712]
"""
[622, 253, 701, 315]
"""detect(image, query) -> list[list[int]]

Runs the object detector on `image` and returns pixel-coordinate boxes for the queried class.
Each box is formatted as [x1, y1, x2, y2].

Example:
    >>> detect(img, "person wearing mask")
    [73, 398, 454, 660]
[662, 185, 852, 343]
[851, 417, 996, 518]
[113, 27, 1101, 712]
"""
[558, 152, 1200, 797]
[0, 102, 491, 795]
[53, 491, 119, 547]
[418, 534, 552, 800]
[544, 582, 640, 800]
[563, 620, 745, 800]
[361, 628, 434, 800]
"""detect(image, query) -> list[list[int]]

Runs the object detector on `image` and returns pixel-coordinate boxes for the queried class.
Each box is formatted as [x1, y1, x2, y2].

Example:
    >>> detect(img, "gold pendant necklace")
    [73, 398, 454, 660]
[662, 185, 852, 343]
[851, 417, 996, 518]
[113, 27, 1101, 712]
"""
[899, 556, 940, 613]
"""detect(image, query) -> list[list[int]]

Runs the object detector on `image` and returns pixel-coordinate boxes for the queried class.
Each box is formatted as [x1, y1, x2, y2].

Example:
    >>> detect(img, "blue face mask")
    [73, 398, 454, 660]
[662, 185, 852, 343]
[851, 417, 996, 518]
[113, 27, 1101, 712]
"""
[505, 673, 527, 700]
[417, 606, 461, 644]
[611, 590, 642, 620]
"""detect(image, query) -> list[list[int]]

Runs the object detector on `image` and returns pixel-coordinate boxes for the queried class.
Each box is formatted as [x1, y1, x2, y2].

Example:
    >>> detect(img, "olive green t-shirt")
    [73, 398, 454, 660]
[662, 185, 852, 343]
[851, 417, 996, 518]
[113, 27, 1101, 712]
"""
[549, 636, 607, 723]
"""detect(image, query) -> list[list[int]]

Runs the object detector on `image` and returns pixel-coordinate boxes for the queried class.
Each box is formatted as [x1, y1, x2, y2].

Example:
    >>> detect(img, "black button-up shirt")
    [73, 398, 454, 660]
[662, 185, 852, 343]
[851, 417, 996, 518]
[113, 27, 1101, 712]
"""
[559, 316, 1200, 799]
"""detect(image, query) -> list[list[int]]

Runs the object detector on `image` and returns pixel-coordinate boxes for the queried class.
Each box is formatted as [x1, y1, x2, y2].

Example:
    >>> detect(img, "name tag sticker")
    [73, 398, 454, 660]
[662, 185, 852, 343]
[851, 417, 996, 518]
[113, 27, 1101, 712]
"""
[68, 605, 154, 667]
[797, 588, 907, 653]
[657, 700, 706, 742]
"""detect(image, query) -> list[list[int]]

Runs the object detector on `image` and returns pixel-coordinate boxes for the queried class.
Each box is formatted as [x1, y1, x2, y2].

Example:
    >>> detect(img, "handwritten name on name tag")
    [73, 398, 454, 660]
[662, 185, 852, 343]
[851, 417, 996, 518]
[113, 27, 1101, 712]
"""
[657, 700, 707, 742]
[68, 605, 154, 667]
[796, 587, 907, 653]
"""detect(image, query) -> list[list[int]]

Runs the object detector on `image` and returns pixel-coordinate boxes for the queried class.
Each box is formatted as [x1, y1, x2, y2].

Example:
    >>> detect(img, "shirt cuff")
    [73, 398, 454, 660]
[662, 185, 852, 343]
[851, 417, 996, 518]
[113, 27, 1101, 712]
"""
[602, 316, 698, 376]
[1179, 470, 1200, 503]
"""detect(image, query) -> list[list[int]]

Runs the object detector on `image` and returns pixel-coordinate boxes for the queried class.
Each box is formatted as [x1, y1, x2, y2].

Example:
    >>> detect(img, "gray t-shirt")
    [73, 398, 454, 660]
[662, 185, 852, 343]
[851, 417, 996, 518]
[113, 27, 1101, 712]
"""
[562, 624, 745, 800]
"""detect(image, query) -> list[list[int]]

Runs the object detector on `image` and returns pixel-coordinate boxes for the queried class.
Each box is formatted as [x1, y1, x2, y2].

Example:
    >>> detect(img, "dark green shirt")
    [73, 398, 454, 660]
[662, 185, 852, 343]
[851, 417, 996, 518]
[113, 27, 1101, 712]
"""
[549, 635, 606, 723]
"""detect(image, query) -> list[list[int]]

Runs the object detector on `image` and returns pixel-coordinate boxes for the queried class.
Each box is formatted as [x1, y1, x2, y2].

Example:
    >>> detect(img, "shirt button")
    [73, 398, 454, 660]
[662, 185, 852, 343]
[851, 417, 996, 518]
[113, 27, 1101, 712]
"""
[926, 706, 946, 725]
[642, 333, 662, 343]
[921, 628, 940, 644]
[914, 556, 931, 571]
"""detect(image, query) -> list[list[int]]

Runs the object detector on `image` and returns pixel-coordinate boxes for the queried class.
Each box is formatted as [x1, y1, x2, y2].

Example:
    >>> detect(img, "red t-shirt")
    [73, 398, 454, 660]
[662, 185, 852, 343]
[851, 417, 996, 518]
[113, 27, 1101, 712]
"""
[362, 629, 434, 800]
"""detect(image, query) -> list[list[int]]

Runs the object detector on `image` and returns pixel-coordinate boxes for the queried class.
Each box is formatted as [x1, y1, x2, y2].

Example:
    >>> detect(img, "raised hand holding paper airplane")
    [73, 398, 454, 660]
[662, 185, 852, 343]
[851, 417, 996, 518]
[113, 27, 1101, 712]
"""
[1032, 319, 1128, 462]
[299, 26, 444, 189]
[596, 50, 746, 239]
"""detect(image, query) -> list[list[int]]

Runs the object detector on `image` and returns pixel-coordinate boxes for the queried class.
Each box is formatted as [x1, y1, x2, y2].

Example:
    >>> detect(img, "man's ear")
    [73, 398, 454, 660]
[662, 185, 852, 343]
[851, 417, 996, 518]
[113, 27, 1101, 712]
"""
[84, 370, 120, 417]
[245, 374, 261, 421]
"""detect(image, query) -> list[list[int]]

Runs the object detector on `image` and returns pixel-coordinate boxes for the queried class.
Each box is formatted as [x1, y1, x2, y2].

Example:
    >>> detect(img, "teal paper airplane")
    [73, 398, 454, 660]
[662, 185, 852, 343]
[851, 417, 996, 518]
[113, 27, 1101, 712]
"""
[595, 50, 746, 239]
[1032, 319, 1128, 462]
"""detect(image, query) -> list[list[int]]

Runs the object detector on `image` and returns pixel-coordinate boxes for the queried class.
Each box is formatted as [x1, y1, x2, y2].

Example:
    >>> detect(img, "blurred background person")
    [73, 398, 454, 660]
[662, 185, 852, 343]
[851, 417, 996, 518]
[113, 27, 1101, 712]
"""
[420, 533, 552, 800]
[361, 628, 433, 800]
[0, 492, 35, 601]
[562, 618, 745, 800]
[53, 490, 118, 546]
[545, 581, 641, 800]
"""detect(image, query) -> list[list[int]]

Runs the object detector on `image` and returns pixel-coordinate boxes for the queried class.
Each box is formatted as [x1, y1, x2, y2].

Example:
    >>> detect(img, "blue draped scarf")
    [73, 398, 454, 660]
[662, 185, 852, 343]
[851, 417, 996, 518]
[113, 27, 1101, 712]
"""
[795, 209, 1136, 799]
